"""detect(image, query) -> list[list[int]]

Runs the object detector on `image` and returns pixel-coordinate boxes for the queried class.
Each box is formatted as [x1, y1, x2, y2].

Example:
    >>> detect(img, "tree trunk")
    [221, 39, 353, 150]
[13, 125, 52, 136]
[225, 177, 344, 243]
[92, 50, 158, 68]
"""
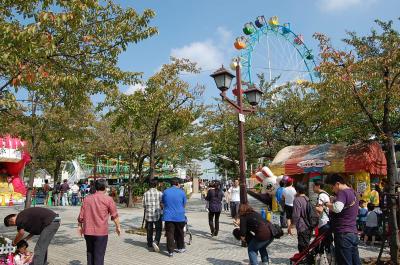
[25, 147, 36, 209]
[384, 132, 399, 264]
[127, 153, 134, 208]
[149, 114, 160, 179]
[53, 157, 62, 184]
[25, 95, 37, 209]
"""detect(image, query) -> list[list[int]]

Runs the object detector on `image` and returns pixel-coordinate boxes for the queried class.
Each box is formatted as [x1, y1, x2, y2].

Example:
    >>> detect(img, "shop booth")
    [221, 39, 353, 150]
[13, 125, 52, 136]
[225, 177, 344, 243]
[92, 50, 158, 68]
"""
[0, 135, 30, 205]
[268, 141, 387, 204]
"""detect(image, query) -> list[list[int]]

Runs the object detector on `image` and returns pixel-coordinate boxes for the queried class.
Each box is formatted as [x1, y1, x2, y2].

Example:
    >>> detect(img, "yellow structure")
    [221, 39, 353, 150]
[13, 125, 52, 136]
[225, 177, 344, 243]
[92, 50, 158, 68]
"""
[0, 176, 23, 205]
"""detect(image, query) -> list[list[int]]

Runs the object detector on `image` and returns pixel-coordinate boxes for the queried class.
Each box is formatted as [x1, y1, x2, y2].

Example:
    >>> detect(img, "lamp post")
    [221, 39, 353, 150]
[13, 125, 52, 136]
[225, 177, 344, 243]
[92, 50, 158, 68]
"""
[210, 58, 263, 204]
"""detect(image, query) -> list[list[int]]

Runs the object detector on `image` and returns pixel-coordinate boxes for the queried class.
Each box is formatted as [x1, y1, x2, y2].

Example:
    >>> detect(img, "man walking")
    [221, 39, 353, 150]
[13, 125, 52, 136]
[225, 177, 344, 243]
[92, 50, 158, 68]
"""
[4, 207, 60, 265]
[324, 174, 361, 265]
[143, 180, 163, 252]
[78, 179, 121, 265]
[162, 180, 187, 257]
[60, 179, 70, 206]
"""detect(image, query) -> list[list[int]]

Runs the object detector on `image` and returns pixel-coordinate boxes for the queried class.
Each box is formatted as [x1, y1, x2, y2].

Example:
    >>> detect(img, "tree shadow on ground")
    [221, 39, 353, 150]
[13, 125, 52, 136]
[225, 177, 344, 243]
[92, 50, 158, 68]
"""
[50, 231, 82, 246]
[206, 258, 243, 265]
[124, 238, 171, 257]
[68, 260, 83, 265]
[189, 228, 238, 246]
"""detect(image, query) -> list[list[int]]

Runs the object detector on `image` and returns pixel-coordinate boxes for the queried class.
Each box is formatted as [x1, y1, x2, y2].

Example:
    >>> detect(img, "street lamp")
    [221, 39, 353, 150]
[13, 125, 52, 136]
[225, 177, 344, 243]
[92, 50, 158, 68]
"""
[210, 66, 235, 92]
[210, 58, 263, 204]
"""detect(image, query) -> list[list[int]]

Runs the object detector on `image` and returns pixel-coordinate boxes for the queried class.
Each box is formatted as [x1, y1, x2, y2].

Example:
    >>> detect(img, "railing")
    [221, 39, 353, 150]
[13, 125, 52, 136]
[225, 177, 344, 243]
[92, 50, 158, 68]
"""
[0, 243, 15, 255]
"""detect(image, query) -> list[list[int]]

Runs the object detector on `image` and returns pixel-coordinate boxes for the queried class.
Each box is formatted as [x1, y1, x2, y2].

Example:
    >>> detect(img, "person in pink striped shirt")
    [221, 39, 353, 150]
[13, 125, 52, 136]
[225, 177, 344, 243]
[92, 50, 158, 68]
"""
[78, 179, 121, 265]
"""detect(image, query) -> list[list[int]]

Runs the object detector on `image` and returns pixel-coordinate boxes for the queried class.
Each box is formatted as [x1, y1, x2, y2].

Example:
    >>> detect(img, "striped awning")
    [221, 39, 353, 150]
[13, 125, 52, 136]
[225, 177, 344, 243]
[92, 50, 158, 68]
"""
[269, 141, 387, 176]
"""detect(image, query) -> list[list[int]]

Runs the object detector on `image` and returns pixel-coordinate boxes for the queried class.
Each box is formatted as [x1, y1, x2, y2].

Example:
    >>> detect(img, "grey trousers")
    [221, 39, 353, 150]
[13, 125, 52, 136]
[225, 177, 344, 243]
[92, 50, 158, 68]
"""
[33, 221, 60, 265]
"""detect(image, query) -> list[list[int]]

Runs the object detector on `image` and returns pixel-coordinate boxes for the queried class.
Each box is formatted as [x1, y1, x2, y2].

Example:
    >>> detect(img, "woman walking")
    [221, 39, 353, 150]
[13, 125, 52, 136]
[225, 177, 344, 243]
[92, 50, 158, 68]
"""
[239, 203, 274, 265]
[206, 181, 224, 237]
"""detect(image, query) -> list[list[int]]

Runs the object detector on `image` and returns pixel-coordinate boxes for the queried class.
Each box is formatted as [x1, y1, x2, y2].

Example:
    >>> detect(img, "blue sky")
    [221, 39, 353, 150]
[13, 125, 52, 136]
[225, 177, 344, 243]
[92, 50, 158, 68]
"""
[117, 0, 400, 100]
[114, 0, 400, 177]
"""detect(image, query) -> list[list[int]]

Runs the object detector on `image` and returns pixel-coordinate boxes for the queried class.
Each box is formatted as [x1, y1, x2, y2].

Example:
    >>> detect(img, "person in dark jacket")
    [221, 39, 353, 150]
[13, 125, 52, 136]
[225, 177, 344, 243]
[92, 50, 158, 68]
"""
[239, 203, 274, 265]
[206, 181, 224, 236]
[292, 182, 313, 264]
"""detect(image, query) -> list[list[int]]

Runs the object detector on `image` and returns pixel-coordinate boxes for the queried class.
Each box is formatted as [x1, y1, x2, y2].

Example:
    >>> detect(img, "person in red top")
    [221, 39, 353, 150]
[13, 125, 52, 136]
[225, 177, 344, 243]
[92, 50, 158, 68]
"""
[78, 179, 121, 265]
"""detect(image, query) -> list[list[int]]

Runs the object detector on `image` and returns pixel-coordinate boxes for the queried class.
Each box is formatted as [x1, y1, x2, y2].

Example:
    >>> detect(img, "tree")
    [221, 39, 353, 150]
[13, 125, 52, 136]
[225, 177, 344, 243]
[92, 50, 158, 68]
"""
[313, 20, 400, 262]
[105, 91, 150, 207]
[105, 58, 205, 205]
[140, 58, 204, 179]
[0, 0, 157, 208]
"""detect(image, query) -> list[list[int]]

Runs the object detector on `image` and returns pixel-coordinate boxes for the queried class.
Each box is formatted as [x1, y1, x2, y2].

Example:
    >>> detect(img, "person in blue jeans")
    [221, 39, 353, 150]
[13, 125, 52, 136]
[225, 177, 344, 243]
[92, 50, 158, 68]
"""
[239, 203, 274, 265]
[324, 174, 361, 265]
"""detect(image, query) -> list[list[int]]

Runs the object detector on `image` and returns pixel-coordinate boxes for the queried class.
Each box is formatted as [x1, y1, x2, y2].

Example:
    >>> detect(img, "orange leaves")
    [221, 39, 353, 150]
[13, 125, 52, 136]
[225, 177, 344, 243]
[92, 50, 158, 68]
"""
[82, 35, 94, 43]
[38, 66, 50, 78]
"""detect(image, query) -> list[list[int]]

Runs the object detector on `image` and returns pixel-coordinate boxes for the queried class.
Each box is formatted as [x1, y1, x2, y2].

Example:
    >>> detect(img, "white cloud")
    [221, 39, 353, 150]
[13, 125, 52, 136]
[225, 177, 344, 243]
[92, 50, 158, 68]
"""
[171, 40, 223, 70]
[317, 0, 377, 11]
[216, 26, 232, 46]
[124, 83, 145, 95]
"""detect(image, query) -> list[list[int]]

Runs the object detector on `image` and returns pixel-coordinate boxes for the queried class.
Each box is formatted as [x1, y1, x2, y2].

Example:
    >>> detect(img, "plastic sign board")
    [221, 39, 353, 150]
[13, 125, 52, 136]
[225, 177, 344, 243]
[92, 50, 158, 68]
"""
[238, 113, 245, 123]
[297, 159, 330, 169]
[0, 148, 22, 163]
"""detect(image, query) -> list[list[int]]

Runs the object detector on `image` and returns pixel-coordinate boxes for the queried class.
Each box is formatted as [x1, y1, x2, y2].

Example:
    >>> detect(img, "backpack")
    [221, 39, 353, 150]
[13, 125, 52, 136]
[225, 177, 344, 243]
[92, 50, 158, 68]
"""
[269, 223, 284, 239]
[303, 197, 320, 229]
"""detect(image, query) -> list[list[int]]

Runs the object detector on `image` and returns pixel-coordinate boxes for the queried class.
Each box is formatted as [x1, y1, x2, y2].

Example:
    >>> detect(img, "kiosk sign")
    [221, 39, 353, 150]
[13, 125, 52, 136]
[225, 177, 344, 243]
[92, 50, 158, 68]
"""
[297, 159, 331, 168]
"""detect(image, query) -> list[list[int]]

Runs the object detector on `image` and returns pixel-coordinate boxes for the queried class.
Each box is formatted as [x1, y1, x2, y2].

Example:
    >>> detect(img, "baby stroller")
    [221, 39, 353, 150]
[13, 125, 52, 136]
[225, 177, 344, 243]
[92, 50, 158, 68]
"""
[184, 216, 192, 245]
[290, 230, 335, 265]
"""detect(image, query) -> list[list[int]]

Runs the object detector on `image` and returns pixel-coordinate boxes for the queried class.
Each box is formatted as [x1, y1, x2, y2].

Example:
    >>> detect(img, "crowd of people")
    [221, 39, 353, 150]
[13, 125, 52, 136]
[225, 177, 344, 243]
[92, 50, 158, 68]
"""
[37, 179, 126, 207]
[2, 174, 389, 265]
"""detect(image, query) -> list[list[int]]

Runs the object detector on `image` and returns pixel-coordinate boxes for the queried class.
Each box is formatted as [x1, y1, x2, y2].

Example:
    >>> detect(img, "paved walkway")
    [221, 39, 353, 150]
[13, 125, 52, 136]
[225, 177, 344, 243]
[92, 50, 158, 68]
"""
[0, 193, 384, 264]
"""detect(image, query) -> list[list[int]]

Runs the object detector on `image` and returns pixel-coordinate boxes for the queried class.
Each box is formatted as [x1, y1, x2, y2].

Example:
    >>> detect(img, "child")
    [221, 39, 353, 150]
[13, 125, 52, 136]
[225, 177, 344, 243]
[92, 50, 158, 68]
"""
[357, 200, 368, 231]
[14, 240, 33, 265]
[364, 203, 379, 245]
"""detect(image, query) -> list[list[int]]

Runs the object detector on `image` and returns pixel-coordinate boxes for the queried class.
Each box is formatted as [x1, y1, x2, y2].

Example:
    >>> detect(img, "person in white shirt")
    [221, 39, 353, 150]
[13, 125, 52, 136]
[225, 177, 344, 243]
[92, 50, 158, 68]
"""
[282, 178, 297, 235]
[228, 179, 241, 223]
[71, 182, 80, 206]
[313, 180, 333, 253]
[119, 185, 125, 204]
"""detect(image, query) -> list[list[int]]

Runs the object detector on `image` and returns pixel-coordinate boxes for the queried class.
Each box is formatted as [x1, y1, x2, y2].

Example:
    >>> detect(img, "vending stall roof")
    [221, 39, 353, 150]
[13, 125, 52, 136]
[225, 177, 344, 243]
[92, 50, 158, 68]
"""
[269, 141, 387, 176]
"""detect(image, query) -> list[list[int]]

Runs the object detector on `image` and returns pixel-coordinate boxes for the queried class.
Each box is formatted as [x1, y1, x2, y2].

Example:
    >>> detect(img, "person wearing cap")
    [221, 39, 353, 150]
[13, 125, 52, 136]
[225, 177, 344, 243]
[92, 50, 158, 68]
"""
[4, 207, 60, 265]
[78, 179, 121, 265]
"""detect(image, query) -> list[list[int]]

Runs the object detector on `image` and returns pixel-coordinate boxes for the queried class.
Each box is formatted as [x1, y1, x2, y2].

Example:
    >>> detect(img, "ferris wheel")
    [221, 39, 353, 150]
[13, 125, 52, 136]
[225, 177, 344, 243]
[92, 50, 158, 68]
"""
[233, 16, 319, 86]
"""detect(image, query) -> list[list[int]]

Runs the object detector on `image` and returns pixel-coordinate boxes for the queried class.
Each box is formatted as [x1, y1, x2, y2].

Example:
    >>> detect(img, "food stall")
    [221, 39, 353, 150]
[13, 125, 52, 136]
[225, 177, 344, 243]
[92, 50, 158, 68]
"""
[268, 141, 387, 203]
[0, 135, 30, 205]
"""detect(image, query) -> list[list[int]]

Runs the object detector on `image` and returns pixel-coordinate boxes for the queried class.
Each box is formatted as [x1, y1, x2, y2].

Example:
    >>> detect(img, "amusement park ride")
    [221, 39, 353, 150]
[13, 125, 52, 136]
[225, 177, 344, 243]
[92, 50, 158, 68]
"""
[61, 155, 183, 183]
[210, 15, 320, 203]
[233, 15, 319, 86]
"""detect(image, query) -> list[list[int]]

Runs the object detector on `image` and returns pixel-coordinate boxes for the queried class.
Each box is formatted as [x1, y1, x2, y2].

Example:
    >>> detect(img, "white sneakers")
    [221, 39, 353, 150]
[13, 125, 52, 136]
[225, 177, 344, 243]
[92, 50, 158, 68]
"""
[152, 242, 160, 253]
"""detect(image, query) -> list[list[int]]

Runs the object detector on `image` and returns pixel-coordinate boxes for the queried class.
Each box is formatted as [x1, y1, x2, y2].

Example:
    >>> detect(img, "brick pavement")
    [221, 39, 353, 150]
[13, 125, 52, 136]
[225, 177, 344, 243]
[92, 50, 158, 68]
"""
[0, 193, 384, 265]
